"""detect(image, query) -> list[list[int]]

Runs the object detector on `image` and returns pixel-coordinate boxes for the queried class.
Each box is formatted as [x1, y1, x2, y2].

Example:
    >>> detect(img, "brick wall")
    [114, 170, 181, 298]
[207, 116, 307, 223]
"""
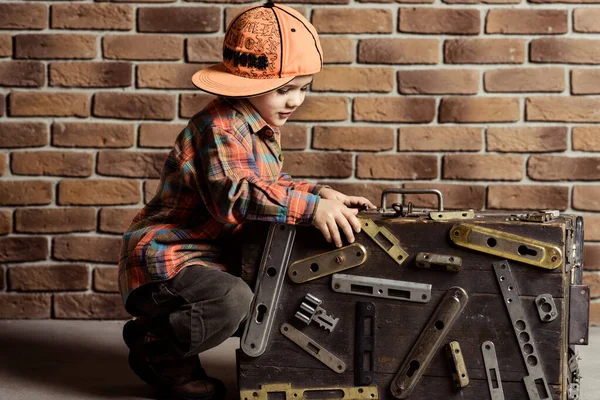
[0, 0, 599, 322]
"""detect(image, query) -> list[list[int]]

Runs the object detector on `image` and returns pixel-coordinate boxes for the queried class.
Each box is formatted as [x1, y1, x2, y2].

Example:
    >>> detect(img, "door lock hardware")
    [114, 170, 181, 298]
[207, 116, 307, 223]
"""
[380, 188, 443, 214]
[446, 341, 469, 388]
[481, 341, 505, 400]
[355, 302, 376, 386]
[508, 210, 559, 223]
[240, 383, 379, 400]
[493, 261, 552, 400]
[390, 287, 468, 399]
[415, 252, 462, 272]
[294, 293, 339, 332]
[450, 223, 562, 270]
[280, 323, 346, 374]
[358, 217, 408, 266]
[241, 223, 296, 357]
[569, 285, 590, 345]
[535, 294, 558, 322]
[567, 351, 581, 400]
[430, 210, 475, 221]
[331, 273, 431, 303]
[288, 243, 367, 283]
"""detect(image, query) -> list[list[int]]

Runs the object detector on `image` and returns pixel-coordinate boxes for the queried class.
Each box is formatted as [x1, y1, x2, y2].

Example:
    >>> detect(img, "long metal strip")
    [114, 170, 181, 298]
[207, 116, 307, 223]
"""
[446, 341, 469, 388]
[240, 383, 379, 400]
[355, 301, 376, 386]
[241, 223, 296, 357]
[288, 243, 367, 283]
[450, 223, 562, 270]
[331, 273, 431, 303]
[493, 261, 552, 400]
[359, 217, 408, 266]
[390, 287, 468, 399]
[280, 323, 346, 373]
[481, 341, 505, 400]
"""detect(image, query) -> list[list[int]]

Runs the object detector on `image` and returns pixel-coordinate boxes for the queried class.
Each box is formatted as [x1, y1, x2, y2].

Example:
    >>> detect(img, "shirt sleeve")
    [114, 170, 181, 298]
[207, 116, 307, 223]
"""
[180, 125, 319, 226]
[277, 173, 330, 196]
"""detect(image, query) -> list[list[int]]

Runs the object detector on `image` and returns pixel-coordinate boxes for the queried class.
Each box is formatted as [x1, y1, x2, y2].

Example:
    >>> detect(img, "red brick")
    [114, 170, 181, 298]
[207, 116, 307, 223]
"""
[280, 125, 307, 150]
[282, 153, 352, 178]
[444, 0, 521, 3]
[574, 186, 600, 211]
[398, 69, 478, 95]
[312, 66, 394, 92]
[53, 236, 121, 263]
[399, 127, 482, 151]
[531, 38, 600, 64]
[51, 4, 133, 30]
[357, 155, 438, 179]
[0, 181, 52, 206]
[0, 122, 47, 148]
[319, 182, 400, 208]
[0, 153, 5, 176]
[94, 93, 175, 120]
[94, 267, 119, 293]
[445, 39, 525, 64]
[573, 127, 600, 151]
[574, 9, 600, 33]
[529, 156, 600, 181]
[52, 122, 134, 148]
[58, 180, 140, 206]
[486, 10, 567, 34]
[0, 34, 12, 57]
[139, 123, 185, 148]
[97, 151, 167, 178]
[49, 62, 132, 88]
[485, 67, 564, 92]
[487, 185, 569, 210]
[403, 183, 485, 210]
[97, 0, 176, 2]
[399, 8, 480, 34]
[321, 37, 354, 64]
[354, 97, 435, 122]
[54, 293, 129, 319]
[359, 0, 434, 3]
[0, 211, 10, 235]
[487, 127, 568, 152]
[0, 61, 45, 87]
[585, 244, 600, 270]
[443, 154, 524, 180]
[358, 38, 439, 64]
[180, 94, 216, 118]
[313, 126, 394, 151]
[584, 272, 600, 298]
[0, 237, 48, 262]
[0, 266, 4, 290]
[138, 63, 202, 89]
[0, 3, 47, 29]
[0, 93, 3, 116]
[572, 69, 600, 95]
[440, 97, 520, 123]
[103, 34, 183, 61]
[9, 264, 90, 291]
[99, 208, 139, 234]
[527, 97, 600, 122]
[0, 294, 51, 319]
[584, 215, 600, 241]
[15, 208, 96, 234]
[290, 96, 349, 122]
[312, 9, 393, 34]
[187, 37, 223, 63]
[12, 151, 93, 177]
[144, 180, 160, 203]
[10, 91, 90, 117]
[138, 7, 220, 33]
[15, 34, 96, 60]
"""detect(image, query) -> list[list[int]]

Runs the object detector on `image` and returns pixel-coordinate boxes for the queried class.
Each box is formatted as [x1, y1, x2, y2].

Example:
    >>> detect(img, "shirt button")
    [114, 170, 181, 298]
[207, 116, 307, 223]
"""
[265, 129, 273, 137]
[278, 154, 284, 162]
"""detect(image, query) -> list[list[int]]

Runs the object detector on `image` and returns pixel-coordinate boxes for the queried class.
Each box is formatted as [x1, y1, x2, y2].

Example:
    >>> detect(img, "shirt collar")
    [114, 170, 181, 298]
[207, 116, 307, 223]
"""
[223, 97, 279, 135]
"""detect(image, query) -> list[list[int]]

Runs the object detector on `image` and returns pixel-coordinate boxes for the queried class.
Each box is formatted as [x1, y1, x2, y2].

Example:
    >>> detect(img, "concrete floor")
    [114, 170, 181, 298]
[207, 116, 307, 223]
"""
[0, 321, 597, 400]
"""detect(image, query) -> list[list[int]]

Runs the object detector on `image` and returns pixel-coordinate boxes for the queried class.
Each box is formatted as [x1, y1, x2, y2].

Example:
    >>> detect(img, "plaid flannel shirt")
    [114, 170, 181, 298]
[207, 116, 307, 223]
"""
[119, 97, 326, 305]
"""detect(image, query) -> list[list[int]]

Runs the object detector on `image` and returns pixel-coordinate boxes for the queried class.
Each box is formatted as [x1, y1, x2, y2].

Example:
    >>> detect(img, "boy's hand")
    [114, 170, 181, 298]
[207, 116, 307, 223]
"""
[319, 188, 377, 210]
[313, 198, 362, 248]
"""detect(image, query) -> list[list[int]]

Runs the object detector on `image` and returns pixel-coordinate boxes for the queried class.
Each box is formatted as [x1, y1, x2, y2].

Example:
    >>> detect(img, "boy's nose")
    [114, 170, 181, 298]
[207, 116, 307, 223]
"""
[286, 92, 304, 108]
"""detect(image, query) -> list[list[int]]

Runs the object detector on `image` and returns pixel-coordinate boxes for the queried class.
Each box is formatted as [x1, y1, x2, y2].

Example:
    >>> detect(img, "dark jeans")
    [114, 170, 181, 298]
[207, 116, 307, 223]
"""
[125, 265, 254, 358]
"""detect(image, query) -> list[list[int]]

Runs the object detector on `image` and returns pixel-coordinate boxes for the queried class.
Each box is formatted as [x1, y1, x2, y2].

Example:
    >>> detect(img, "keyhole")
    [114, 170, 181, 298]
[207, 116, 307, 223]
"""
[255, 304, 267, 323]
[406, 360, 420, 377]
[518, 245, 538, 257]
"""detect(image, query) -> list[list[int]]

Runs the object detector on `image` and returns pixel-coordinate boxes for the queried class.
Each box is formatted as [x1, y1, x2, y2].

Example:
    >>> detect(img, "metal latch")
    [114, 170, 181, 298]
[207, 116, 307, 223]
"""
[294, 293, 339, 332]
[415, 252, 462, 272]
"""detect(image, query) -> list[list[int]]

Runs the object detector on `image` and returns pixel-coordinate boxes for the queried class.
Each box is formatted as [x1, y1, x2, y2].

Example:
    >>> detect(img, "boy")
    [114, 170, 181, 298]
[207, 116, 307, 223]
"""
[118, 2, 376, 400]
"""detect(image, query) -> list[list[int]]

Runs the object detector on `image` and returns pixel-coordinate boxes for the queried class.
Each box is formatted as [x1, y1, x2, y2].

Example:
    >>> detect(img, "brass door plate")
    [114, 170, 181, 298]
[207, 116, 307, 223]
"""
[415, 252, 462, 272]
[446, 341, 469, 388]
[240, 383, 379, 400]
[359, 217, 408, 266]
[288, 243, 367, 283]
[430, 210, 475, 221]
[450, 223, 562, 270]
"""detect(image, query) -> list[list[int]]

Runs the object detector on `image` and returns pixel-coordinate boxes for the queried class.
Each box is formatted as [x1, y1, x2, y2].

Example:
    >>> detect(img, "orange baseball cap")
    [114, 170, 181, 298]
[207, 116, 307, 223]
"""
[192, 1, 323, 98]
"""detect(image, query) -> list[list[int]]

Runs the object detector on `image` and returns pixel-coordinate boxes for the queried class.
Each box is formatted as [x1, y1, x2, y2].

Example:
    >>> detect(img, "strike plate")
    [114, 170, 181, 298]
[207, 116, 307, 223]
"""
[288, 243, 367, 283]
[569, 285, 590, 345]
[430, 210, 475, 221]
[415, 252, 462, 272]
[359, 217, 408, 266]
[450, 223, 562, 270]
[240, 383, 379, 400]
[355, 302, 376, 386]
[446, 341, 469, 388]
[332, 273, 431, 303]
[481, 341, 505, 400]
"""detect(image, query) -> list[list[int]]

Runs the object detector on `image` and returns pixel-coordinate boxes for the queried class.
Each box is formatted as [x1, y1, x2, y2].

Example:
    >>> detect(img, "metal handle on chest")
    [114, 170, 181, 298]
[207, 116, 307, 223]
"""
[381, 188, 444, 213]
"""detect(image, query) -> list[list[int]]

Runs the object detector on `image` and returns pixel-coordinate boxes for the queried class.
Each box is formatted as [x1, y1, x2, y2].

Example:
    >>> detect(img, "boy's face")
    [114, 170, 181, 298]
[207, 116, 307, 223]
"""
[248, 75, 313, 127]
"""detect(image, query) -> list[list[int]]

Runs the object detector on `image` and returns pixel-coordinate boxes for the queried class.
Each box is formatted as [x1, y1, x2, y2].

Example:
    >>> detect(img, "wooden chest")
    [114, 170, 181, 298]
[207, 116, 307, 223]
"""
[237, 191, 588, 400]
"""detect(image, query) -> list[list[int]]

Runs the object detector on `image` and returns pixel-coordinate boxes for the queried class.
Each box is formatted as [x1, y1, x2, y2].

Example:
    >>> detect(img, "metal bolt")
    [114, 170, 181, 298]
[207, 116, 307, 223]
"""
[335, 255, 345, 264]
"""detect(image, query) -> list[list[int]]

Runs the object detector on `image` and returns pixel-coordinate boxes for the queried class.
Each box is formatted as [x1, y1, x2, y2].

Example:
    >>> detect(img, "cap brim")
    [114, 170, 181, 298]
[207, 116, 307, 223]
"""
[192, 63, 295, 98]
